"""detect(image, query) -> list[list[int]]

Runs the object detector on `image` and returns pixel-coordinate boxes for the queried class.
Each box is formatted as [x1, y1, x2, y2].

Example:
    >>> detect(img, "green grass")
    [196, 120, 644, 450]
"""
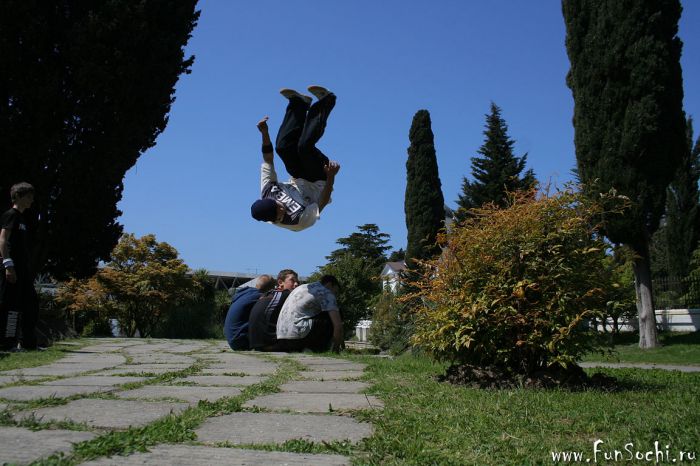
[0, 340, 88, 372]
[583, 331, 700, 366]
[347, 352, 700, 465]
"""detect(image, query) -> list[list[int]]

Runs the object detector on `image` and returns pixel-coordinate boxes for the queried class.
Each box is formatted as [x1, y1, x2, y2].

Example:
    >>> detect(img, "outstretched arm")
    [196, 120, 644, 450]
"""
[327, 310, 344, 353]
[318, 161, 340, 212]
[257, 116, 274, 164]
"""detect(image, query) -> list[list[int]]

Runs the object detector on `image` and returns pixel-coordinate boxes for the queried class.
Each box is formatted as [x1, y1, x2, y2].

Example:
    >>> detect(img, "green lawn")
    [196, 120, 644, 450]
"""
[349, 352, 700, 465]
[0, 341, 88, 372]
[582, 331, 700, 366]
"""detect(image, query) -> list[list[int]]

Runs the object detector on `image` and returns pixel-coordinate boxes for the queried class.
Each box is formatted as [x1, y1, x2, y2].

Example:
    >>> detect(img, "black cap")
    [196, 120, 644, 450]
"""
[251, 199, 278, 222]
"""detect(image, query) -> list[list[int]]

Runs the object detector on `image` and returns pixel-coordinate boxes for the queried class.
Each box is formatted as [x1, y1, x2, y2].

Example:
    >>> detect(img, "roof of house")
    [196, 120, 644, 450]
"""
[383, 261, 406, 274]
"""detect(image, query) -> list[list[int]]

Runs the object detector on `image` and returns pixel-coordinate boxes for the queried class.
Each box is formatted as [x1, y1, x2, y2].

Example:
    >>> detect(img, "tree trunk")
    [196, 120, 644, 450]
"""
[632, 244, 659, 348]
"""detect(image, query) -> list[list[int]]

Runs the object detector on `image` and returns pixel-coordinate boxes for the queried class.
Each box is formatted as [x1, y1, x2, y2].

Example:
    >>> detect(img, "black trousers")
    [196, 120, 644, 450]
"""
[275, 93, 336, 182]
[0, 269, 38, 349]
[279, 312, 333, 353]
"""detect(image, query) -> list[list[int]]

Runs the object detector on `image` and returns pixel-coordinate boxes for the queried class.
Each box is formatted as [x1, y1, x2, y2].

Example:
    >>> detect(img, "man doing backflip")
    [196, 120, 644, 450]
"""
[250, 85, 340, 231]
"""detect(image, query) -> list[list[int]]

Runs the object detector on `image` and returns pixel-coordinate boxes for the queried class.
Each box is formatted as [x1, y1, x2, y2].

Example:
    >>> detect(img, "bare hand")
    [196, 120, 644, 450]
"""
[324, 160, 340, 178]
[5, 268, 16, 284]
[257, 116, 269, 133]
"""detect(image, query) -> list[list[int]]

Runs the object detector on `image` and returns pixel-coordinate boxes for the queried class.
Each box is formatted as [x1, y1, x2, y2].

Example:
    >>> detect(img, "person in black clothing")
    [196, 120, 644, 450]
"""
[250, 85, 340, 231]
[0, 182, 39, 350]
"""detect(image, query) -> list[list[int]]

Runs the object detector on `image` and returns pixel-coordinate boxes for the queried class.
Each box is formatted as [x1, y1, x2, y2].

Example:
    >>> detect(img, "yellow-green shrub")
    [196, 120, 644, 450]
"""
[410, 188, 624, 374]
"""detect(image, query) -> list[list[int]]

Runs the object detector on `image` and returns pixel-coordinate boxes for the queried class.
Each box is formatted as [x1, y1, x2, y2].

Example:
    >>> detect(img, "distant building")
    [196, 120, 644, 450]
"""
[381, 261, 406, 293]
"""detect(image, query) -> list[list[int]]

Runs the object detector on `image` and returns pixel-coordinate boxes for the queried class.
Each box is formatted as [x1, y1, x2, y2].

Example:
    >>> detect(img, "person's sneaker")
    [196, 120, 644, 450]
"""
[307, 85, 331, 100]
[279, 88, 312, 105]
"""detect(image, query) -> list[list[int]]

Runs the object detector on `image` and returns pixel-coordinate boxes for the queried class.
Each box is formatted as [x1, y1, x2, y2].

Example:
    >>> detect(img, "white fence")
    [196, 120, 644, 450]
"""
[596, 308, 700, 333]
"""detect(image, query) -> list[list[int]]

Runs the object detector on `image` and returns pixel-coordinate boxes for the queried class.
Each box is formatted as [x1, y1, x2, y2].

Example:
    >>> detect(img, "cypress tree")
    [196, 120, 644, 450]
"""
[0, 1, 200, 279]
[664, 117, 700, 278]
[405, 110, 445, 268]
[456, 103, 535, 221]
[563, 0, 687, 348]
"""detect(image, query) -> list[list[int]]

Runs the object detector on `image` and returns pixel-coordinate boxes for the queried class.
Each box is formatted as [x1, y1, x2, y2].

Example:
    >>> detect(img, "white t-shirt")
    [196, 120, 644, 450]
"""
[260, 163, 330, 232]
[276, 282, 339, 339]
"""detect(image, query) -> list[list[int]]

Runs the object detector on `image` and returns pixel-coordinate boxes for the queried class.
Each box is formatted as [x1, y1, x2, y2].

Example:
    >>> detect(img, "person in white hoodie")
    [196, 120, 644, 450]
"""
[250, 86, 340, 232]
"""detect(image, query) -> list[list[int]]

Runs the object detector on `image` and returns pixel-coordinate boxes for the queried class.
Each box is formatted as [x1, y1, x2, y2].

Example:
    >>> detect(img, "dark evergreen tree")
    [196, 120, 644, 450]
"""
[664, 117, 700, 278]
[315, 224, 392, 331]
[405, 110, 445, 268]
[563, 0, 687, 348]
[326, 224, 391, 270]
[0, 1, 200, 279]
[651, 117, 700, 279]
[455, 103, 535, 221]
[387, 248, 406, 263]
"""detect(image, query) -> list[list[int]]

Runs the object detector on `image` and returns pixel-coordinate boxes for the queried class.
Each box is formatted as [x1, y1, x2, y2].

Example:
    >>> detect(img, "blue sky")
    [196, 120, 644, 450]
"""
[117, 1, 700, 277]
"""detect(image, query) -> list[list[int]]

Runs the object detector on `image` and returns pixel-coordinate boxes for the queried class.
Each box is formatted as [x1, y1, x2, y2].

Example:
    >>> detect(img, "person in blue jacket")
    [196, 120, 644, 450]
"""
[223, 269, 299, 350]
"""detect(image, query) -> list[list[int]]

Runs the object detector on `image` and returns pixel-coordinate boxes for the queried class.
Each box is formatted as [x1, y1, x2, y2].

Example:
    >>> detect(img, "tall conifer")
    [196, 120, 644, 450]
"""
[456, 103, 535, 220]
[0, 1, 199, 279]
[665, 118, 700, 278]
[563, 0, 687, 348]
[405, 110, 445, 268]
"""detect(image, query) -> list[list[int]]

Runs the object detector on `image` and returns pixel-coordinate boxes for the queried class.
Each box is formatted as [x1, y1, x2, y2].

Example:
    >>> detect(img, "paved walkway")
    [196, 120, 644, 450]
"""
[0, 339, 383, 465]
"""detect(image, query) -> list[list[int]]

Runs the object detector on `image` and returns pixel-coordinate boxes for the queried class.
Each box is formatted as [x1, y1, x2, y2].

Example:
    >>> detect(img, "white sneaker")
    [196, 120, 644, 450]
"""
[280, 88, 312, 105]
[307, 85, 331, 100]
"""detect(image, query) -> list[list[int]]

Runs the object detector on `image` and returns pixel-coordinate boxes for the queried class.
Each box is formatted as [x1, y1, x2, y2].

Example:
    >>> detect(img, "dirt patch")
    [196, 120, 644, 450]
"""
[438, 363, 618, 390]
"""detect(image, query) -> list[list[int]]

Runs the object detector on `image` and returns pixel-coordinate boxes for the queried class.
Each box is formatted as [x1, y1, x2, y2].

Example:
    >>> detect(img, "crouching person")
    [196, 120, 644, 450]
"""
[223, 275, 274, 351]
[276, 275, 344, 353]
[249, 269, 299, 351]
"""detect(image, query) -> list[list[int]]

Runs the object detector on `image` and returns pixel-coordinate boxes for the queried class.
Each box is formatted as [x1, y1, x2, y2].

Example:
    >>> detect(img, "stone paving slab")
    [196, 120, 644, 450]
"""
[80, 444, 350, 465]
[182, 375, 265, 387]
[165, 343, 209, 353]
[0, 364, 116, 377]
[292, 356, 366, 367]
[0, 375, 44, 385]
[56, 353, 126, 364]
[15, 398, 189, 429]
[244, 393, 383, 413]
[0, 426, 96, 465]
[42, 375, 148, 387]
[115, 385, 242, 404]
[129, 355, 197, 364]
[280, 381, 369, 394]
[99, 364, 190, 375]
[300, 370, 365, 380]
[201, 366, 277, 376]
[0, 384, 114, 401]
[298, 362, 368, 372]
[196, 412, 373, 445]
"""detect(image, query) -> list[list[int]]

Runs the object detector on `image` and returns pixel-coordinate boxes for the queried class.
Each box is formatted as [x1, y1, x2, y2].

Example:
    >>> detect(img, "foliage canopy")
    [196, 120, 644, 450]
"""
[456, 102, 535, 221]
[410, 188, 625, 374]
[405, 110, 445, 269]
[58, 233, 194, 337]
[0, 0, 200, 279]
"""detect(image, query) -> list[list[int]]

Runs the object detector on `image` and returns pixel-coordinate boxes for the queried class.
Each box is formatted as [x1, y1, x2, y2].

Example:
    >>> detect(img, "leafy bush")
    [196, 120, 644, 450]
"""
[370, 291, 414, 354]
[410, 188, 624, 374]
[57, 233, 192, 337]
[154, 270, 222, 339]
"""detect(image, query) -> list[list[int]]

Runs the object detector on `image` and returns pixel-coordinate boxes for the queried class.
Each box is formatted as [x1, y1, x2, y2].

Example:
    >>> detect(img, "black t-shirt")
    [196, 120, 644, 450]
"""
[248, 289, 291, 349]
[261, 182, 306, 225]
[0, 208, 30, 271]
